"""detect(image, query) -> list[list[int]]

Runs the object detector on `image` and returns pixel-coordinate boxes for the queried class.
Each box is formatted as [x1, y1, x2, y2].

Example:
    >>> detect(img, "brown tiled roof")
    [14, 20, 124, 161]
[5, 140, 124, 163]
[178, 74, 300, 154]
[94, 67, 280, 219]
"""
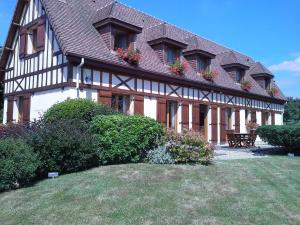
[0, 0, 285, 101]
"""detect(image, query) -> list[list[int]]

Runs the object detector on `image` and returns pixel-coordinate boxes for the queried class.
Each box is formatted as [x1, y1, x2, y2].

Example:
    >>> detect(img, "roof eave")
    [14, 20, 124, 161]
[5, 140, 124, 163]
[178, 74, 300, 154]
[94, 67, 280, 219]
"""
[183, 49, 216, 59]
[93, 17, 143, 34]
[66, 52, 286, 104]
[148, 37, 188, 49]
[221, 63, 250, 70]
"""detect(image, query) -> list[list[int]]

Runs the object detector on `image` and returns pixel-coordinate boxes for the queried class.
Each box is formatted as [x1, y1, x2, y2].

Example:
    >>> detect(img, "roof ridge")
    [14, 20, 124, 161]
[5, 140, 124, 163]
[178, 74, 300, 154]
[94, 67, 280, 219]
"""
[96, 0, 116, 12]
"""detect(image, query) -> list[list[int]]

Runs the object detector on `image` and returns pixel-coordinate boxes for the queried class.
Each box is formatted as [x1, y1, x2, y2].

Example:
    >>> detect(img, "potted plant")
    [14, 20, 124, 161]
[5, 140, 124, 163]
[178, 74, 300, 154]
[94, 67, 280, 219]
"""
[268, 87, 279, 97]
[240, 80, 252, 91]
[201, 69, 219, 81]
[169, 59, 188, 75]
[115, 47, 142, 65]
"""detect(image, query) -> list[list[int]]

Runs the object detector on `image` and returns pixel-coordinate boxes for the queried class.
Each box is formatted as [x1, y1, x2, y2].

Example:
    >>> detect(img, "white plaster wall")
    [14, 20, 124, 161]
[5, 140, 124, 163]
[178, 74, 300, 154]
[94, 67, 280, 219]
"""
[128, 96, 134, 115]
[30, 87, 98, 121]
[275, 113, 283, 125]
[240, 109, 246, 133]
[13, 99, 18, 122]
[256, 111, 262, 142]
[189, 103, 192, 130]
[207, 106, 212, 143]
[231, 110, 235, 130]
[177, 103, 182, 133]
[144, 96, 157, 120]
[2, 98, 7, 124]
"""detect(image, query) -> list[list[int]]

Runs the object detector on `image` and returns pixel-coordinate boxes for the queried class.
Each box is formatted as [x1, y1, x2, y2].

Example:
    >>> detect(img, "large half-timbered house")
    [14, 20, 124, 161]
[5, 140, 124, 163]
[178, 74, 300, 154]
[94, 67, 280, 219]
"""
[0, 0, 286, 144]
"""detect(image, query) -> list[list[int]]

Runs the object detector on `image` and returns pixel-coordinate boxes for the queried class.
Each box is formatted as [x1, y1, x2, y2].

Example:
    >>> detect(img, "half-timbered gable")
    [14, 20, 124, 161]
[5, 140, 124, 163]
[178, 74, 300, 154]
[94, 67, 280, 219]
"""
[0, 0, 286, 144]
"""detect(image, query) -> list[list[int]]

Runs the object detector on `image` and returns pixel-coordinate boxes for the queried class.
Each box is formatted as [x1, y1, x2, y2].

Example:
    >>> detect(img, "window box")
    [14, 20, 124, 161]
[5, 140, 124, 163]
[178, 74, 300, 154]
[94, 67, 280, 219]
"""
[169, 59, 188, 75]
[201, 69, 218, 81]
[268, 87, 279, 97]
[240, 80, 252, 91]
[115, 47, 142, 65]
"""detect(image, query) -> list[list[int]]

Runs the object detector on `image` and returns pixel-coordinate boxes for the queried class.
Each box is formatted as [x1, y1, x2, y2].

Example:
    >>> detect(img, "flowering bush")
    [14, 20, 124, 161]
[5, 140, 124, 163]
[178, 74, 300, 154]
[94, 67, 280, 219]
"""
[201, 69, 219, 81]
[268, 87, 279, 97]
[240, 80, 252, 91]
[164, 129, 213, 164]
[116, 47, 142, 65]
[246, 121, 259, 130]
[169, 59, 188, 75]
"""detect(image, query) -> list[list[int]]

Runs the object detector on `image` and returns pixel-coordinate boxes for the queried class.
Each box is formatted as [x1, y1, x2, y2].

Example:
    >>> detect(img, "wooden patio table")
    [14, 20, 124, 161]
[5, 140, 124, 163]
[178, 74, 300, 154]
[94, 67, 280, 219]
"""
[232, 133, 251, 148]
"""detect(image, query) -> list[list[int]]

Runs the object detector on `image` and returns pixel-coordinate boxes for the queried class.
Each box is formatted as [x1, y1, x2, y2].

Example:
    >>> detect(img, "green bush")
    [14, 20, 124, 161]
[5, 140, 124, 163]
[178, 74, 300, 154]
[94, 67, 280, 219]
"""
[43, 98, 117, 123]
[90, 114, 164, 164]
[256, 125, 300, 149]
[26, 119, 98, 176]
[165, 130, 213, 164]
[147, 146, 175, 164]
[0, 139, 39, 192]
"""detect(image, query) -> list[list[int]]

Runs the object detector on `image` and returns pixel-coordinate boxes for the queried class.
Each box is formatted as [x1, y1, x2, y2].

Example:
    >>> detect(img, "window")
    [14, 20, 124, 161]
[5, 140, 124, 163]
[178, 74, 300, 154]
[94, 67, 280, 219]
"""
[199, 105, 208, 138]
[236, 70, 244, 83]
[198, 56, 209, 72]
[167, 101, 178, 130]
[27, 28, 38, 55]
[265, 78, 271, 90]
[111, 95, 130, 113]
[17, 96, 24, 123]
[225, 108, 232, 130]
[166, 47, 179, 64]
[114, 32, 129, 50]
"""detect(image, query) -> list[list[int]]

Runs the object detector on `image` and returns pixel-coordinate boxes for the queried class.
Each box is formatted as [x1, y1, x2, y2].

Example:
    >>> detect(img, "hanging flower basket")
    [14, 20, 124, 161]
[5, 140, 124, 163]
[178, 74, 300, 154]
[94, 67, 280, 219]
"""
[240, 80, 252, 91]
[115, 47, 142, 65]
[268, 87, 279, 97]
[201, 69, 219, 81]
[169, 59, 189, 75]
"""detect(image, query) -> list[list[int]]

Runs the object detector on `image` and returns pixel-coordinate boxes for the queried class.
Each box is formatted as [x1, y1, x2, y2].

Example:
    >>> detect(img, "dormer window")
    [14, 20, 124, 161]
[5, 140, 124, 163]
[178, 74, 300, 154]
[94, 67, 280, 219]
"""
[236, 69, 244, 83]
[197, 56, 210, 72]
[114, 32, 129, 50]
[166, 47, 179, 65]
[265, 78, 271, 90]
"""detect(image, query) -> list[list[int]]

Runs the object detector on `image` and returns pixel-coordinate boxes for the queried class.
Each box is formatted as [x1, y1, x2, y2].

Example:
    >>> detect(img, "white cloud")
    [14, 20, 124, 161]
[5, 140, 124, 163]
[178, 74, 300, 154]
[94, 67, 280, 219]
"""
[269, 57, 300, 72]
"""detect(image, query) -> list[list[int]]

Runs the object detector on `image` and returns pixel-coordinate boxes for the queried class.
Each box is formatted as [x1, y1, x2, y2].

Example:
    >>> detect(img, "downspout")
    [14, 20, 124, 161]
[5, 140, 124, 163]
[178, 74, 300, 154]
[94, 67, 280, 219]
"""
[76, 58, 85, 98]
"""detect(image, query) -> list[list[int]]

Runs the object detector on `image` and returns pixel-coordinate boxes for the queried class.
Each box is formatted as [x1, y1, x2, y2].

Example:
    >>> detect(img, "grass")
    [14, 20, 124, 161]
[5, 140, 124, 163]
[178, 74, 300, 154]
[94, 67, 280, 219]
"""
[0, 156, 299, 225]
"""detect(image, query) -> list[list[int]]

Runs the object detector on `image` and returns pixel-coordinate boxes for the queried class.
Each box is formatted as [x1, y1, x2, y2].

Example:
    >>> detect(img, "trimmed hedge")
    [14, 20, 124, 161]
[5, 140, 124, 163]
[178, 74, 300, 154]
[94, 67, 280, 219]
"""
[43, 98, 117, 123]
[26, 119, 98, 176]
[90, 114, 164, 164]
[0, 139, 40, 192]
[256, 125, 300, 149]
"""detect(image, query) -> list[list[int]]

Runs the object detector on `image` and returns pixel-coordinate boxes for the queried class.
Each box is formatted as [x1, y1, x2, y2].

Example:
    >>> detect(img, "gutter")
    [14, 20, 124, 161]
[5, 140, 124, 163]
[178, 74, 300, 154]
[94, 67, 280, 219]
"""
[76, 58, 85, 98]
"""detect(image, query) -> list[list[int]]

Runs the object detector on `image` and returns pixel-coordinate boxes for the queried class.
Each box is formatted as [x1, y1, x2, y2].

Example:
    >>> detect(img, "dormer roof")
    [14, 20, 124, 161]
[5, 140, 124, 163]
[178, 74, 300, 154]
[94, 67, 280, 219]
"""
[183, 36, 216, 59]
[219, 51, 250, 70]
[145, 23, 188, 49]
[250, 62, 274, 78]
[93, 1, 142, 33]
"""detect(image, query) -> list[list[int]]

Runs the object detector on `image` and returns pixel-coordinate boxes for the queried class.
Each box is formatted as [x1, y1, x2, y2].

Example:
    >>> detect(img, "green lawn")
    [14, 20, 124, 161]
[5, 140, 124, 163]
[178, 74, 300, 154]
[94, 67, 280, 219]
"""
[0, 157, 299, 225]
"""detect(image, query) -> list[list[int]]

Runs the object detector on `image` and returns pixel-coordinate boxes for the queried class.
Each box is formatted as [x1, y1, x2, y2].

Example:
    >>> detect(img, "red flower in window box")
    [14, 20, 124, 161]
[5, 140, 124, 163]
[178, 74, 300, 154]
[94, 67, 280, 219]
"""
[115, 47, 142, 65]
[268, 87, 279, 97]
[201, 69, 219, 81]
[169, 59, 189, 75]
[240, 80, 252, 91]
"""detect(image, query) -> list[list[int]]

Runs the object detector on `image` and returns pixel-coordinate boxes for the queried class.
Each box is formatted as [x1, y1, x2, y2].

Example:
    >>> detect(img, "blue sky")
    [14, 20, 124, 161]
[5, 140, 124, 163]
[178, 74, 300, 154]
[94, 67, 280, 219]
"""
[1, 0, 299, 97]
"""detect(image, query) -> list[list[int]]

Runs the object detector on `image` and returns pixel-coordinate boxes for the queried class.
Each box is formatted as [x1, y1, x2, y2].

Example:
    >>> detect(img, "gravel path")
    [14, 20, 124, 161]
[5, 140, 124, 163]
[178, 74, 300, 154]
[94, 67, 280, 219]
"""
[214, 149, 266, 160]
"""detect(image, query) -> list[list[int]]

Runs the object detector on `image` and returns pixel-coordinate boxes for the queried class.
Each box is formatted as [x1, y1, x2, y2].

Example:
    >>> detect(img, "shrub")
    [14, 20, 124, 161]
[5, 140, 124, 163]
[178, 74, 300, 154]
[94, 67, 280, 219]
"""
[0, 139, 39, 192]
[256, 125, 300, 149]
[43, 98, 117, 123]
[147, 146, 175, 164]
[90, 114, 164, 165]
[165, 130, 213, 164]
[26, 119, 98, 176]
[0, 121, 41, 140]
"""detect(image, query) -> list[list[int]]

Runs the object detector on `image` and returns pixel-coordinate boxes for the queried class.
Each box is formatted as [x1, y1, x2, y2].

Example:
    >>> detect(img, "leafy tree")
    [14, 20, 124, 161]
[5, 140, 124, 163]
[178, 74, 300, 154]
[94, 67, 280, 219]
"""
[284, 97, 300, 124]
